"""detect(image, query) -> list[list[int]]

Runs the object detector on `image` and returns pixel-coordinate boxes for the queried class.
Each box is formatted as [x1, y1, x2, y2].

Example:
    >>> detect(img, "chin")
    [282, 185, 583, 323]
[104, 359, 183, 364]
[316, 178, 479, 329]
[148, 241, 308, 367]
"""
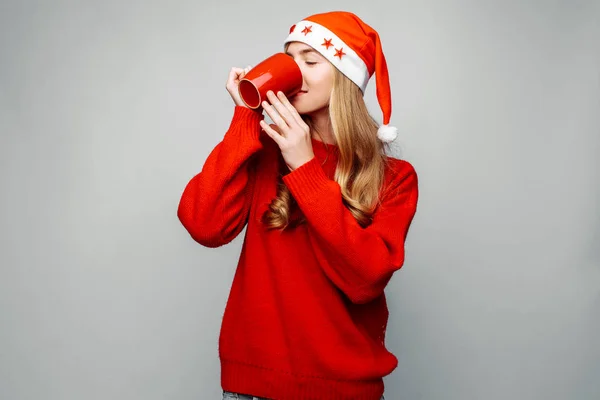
[290, 99, 309, 114]
[291, 96, 327, 115]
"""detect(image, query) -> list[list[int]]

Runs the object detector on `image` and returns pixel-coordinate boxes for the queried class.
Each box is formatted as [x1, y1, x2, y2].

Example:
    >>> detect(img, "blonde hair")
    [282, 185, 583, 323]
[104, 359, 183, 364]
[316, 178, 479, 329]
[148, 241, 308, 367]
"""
[261, 62, 390, 231]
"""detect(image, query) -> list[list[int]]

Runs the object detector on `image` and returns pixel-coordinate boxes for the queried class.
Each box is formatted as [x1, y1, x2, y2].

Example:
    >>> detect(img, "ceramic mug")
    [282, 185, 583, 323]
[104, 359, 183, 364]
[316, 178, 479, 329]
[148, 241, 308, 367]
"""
[238, 53, 303, 109]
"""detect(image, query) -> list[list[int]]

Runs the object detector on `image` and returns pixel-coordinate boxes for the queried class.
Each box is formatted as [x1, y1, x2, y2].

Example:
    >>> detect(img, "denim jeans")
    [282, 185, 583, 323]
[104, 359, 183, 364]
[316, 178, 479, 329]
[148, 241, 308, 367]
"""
[223, 391, 385, 399]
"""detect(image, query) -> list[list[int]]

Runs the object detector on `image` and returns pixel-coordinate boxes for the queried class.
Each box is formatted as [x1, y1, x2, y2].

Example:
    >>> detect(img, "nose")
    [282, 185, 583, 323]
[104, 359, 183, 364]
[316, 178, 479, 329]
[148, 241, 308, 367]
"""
[294, 58, 304, 73]
[292, 58, 306, 87]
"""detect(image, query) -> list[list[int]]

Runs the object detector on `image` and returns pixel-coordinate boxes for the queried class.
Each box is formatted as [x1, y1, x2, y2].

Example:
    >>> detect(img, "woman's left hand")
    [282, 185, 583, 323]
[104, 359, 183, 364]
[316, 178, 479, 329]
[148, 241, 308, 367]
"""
[259, 90, 314, 171]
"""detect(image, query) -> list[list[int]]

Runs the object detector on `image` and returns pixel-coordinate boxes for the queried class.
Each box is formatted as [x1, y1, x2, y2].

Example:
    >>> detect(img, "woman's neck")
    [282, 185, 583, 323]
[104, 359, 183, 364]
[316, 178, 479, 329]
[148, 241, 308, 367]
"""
[307, 107, 336, 145]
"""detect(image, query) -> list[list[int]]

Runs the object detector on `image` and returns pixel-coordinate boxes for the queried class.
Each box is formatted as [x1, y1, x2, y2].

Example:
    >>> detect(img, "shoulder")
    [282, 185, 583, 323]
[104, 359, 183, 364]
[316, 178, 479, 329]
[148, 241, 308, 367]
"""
[384, 156, 418, 186]
[385, 156, 417, 177]
[380, 156, 419, 207]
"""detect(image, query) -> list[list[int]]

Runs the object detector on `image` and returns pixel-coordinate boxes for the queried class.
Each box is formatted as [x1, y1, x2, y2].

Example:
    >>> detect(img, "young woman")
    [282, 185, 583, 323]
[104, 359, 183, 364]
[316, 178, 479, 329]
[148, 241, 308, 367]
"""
[178, 11, 419, 400]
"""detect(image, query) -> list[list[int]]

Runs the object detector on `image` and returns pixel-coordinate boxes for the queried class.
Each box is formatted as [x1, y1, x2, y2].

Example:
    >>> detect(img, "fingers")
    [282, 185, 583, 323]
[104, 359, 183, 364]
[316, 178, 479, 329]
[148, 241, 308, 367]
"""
[262, 94, 290, 133]
[267, 123, 283, 135]
[259, 120, 285, 146]
[262, 101, 289, 134]
[266, 91, 295, 123]
[226, 65, 252, 88]
[226, 67, 243, 86]
[263, 90, 302, 132]
[276, 91, 308, 129]
[239, 65, 252, 81]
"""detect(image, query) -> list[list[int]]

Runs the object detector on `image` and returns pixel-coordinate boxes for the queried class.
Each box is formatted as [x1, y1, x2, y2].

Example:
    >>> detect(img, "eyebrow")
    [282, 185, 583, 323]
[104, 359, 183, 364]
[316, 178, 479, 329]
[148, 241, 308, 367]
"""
[285, 48, 319, 56]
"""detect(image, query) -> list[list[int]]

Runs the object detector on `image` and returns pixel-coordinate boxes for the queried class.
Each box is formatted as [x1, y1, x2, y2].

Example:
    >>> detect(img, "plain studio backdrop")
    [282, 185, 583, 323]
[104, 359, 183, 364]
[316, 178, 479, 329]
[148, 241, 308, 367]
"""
[1, 0, 599, 399]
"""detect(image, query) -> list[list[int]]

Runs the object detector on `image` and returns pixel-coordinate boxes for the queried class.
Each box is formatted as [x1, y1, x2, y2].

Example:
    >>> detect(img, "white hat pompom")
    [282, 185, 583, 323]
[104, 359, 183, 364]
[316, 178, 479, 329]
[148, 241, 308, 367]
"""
[377, 124, 398, 143]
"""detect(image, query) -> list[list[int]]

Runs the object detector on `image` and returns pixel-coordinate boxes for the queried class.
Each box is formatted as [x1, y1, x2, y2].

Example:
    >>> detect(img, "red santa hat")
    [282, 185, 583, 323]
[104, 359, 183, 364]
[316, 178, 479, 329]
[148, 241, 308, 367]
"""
[284, 11, 397, 143]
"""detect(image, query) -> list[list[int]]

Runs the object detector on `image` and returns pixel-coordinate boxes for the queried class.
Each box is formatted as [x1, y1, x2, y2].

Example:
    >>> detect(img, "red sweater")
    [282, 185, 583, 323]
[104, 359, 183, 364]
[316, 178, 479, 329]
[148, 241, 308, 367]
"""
[177, 106, 419, 400]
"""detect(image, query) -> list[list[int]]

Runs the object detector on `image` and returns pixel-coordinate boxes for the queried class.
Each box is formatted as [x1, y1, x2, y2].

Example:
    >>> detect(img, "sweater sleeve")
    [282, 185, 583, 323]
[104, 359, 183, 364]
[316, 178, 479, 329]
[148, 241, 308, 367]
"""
[281, 157, 419, 304]
[177, 106, 265, 248]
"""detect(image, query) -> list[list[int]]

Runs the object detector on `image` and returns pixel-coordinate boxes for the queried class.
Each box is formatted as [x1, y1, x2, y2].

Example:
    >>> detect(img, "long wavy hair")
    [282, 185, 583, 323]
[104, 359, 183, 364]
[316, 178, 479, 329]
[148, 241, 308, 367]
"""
[261, 58, 390, 231]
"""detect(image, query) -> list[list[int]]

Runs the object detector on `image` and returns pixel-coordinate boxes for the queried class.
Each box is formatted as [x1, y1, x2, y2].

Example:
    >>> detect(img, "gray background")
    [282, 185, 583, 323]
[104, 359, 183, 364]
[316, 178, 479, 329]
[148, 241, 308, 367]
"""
[1, 0, 599, 399]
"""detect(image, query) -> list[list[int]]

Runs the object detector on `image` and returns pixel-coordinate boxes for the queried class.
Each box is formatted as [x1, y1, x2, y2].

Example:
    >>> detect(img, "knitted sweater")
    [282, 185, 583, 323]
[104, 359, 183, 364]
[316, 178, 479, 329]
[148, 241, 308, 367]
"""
[177, 106, 419, 400]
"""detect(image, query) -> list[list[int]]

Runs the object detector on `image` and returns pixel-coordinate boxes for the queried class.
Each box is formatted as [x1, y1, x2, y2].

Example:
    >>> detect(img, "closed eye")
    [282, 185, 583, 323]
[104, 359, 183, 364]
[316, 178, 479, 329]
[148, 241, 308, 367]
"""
[305, 61, 317, 66]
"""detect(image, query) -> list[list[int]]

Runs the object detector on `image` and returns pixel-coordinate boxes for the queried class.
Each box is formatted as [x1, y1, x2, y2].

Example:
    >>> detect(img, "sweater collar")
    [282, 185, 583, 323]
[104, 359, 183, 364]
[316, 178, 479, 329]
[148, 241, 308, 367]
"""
[311, 136, 338, 163]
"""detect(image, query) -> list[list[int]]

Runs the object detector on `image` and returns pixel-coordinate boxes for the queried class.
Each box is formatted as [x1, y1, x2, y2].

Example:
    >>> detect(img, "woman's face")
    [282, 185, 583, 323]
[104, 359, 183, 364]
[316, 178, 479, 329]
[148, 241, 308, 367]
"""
[285, 42, 335, 115]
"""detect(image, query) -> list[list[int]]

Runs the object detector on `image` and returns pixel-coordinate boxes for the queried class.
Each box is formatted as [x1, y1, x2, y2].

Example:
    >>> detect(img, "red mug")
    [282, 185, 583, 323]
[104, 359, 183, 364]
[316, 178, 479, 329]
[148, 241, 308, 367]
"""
[238, 53, 303, 109]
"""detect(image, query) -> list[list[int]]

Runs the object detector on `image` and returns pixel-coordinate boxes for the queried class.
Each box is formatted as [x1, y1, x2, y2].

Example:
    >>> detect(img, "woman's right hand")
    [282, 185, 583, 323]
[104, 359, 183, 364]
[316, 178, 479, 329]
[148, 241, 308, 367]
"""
[226, 66, 252, 107]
